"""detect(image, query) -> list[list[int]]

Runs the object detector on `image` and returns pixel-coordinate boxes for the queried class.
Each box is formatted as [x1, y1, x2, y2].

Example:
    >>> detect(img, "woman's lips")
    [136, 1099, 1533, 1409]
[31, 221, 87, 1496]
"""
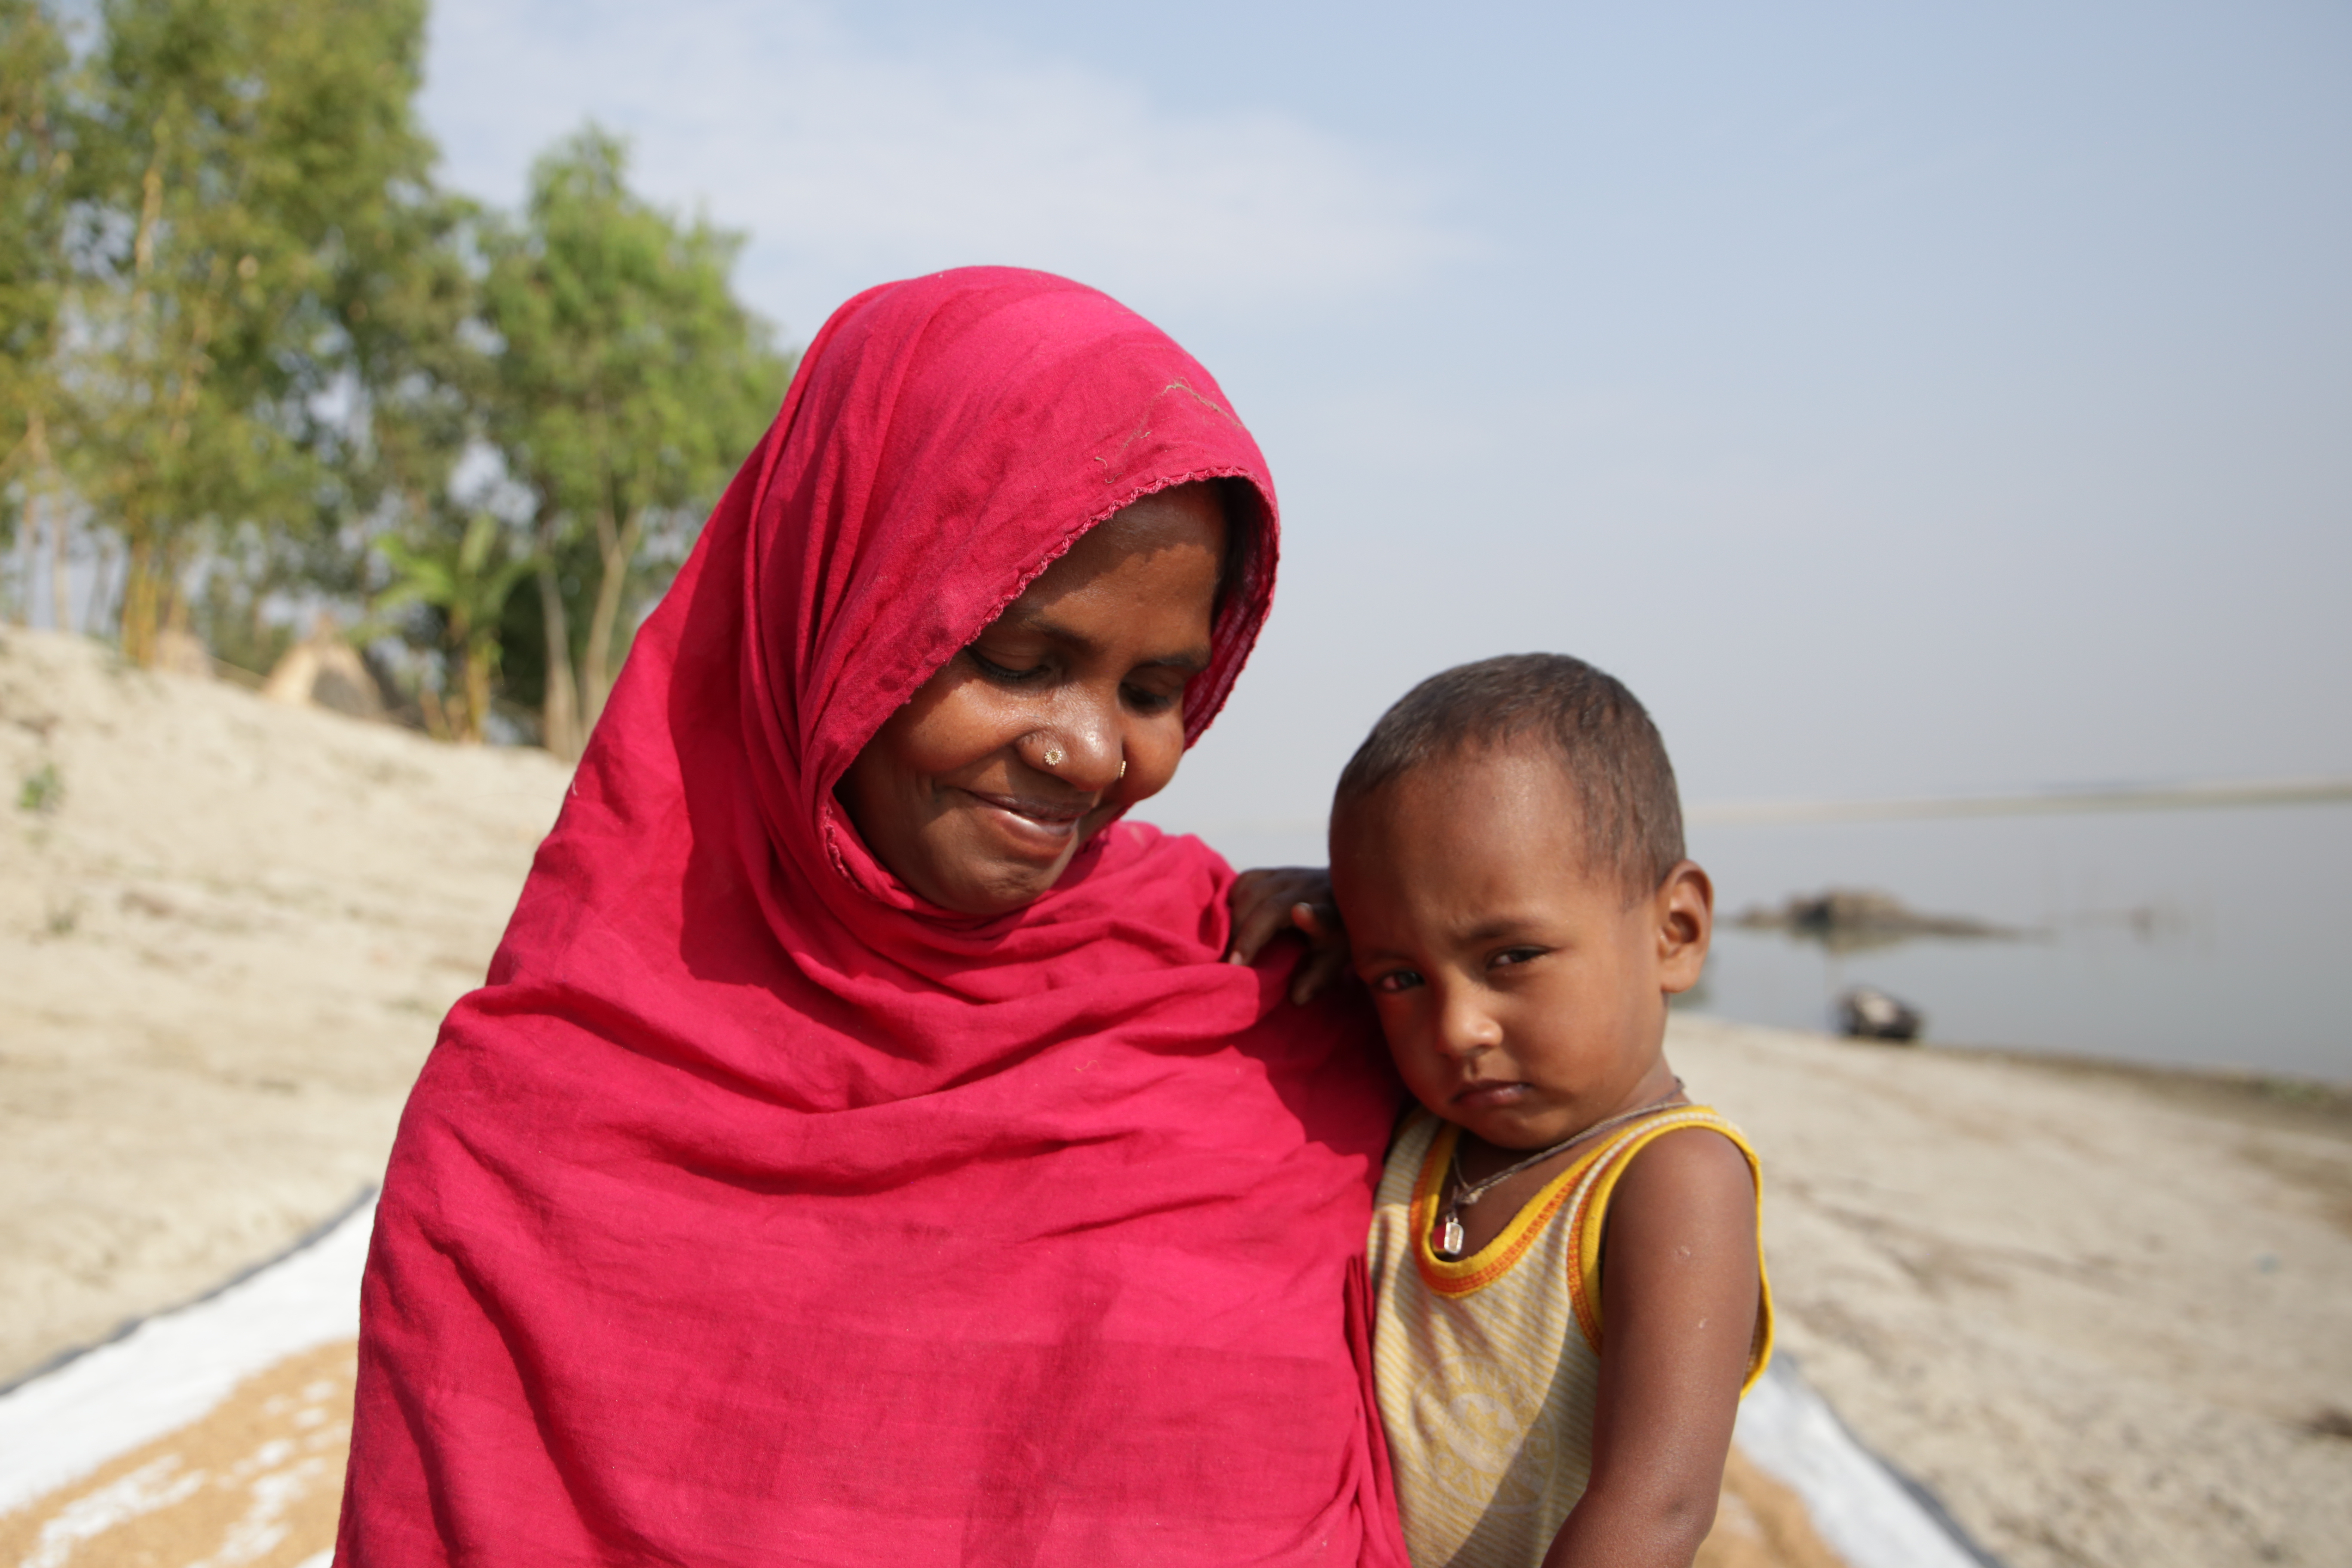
[962, 788, 1095, 858]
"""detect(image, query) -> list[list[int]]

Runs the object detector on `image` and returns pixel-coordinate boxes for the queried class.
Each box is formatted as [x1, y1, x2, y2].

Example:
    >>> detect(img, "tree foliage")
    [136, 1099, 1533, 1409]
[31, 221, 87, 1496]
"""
[2, 1, 789, 754]
[64, 0, 445, 663]
[373, 511, 534, 742]
[481, 127, 789, 757]
[0, 0, 70, 439]
[0, 0, 73, 582]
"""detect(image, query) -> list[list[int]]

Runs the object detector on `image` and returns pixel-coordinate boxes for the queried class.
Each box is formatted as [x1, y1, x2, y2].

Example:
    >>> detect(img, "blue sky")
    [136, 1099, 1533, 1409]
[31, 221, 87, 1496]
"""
[420, 0, 2351, 848]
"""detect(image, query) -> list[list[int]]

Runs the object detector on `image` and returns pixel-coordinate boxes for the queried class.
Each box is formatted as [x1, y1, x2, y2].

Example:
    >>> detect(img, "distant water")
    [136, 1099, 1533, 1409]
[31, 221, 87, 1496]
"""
[1687, 803, 2350, 1082]
[1188, 802, 2351, 1084]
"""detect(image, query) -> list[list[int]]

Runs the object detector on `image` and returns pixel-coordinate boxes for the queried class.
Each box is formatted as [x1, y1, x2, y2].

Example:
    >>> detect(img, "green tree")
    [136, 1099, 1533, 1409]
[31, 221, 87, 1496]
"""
[481, 127, 790, 758]
[65, 0, 443, 664]
[373, 510, 536, 741]
[237, 184, 489, 682]
[0, 0, 74, 625]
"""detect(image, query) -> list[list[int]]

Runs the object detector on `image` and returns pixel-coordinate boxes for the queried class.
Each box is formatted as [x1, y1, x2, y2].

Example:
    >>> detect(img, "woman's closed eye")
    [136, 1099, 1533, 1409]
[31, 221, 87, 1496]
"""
[1121, 679, 1184, 715]
[968, 646, 1184, 715]
[967, 646, 1048, 684]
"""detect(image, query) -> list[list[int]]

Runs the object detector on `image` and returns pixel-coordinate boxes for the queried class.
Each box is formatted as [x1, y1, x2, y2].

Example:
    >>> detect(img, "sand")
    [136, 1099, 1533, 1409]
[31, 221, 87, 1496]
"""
[3, 625, 2346, 1567]
[0, 629, 570, 1384]
[1669, 1020, 2352, 1566]
[0, 1341, 354, 1568]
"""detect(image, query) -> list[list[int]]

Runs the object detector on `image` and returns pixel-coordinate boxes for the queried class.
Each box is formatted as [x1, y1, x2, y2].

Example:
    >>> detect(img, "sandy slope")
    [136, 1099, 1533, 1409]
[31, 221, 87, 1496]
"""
[0, 629, 570, 1383]
[4, 625, 2347, 1567]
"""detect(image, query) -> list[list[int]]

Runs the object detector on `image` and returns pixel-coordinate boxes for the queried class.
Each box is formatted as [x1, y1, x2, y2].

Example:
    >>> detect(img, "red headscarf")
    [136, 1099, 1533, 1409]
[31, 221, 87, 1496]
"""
[338, 268, 1406, 1566]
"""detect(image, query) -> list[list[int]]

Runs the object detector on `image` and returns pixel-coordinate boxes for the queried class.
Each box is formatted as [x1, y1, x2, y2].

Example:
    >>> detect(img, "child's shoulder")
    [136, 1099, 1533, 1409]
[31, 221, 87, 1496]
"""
[1602, 1105, 1759, 1181]
[1603, 1110, 1759, 1220]
[1589, 1106, 1772, 1387]
[1588, 1106, 1762, 1253]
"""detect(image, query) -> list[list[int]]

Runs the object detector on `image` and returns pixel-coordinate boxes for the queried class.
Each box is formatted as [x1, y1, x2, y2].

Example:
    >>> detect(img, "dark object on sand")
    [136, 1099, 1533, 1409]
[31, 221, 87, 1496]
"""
[1734, 888, 2012, 953]
[1840, 986, 1923, 1043]
[264, 616, 389, 723]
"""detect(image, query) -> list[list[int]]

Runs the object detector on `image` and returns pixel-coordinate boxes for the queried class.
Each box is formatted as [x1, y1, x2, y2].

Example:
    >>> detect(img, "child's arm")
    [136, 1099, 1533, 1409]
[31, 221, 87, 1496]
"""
[1544, 1128, 1761, 1568]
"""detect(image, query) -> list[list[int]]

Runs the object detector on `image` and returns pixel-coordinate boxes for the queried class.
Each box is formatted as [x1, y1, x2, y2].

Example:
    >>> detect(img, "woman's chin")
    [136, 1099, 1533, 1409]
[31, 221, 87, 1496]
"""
[924, 818, 1090, 915]
[935, 861, 1069, 916]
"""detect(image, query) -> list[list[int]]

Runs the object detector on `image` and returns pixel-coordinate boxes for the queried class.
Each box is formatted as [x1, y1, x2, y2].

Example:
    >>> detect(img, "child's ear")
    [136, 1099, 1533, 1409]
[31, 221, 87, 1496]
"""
[1654, 861, 1713, 992]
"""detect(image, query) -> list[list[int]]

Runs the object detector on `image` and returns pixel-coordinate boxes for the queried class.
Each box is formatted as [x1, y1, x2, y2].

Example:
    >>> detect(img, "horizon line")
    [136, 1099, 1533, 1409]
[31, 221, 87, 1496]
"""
[1174, 775, 2352, 840]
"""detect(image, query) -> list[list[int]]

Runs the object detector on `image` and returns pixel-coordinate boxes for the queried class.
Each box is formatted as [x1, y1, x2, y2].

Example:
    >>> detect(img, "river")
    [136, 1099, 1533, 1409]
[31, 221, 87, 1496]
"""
[1686, 802, 2348, 1081]
[1187, 799, 2351, 1084]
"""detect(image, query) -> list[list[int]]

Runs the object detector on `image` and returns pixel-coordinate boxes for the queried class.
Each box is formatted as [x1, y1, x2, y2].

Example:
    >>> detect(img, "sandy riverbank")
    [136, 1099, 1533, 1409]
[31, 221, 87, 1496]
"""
[0, 629, 570, 1383]
[1669, 1017, 2352, 1566]
[3, 627, 2346, 1567]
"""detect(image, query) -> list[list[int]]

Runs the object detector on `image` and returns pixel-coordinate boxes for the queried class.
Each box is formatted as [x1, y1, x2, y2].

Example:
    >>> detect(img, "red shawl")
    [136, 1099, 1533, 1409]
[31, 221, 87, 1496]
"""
[338, 268, 1406, 1566]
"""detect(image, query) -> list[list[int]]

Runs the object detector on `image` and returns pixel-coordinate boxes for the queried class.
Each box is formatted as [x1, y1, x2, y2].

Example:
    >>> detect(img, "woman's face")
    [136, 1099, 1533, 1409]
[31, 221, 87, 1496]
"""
[838, 483, 1230, 916]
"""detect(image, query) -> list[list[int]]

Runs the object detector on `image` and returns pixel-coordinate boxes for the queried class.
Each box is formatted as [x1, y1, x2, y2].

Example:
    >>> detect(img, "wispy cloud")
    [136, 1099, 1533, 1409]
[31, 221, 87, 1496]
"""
[422, 1, 1467, 330]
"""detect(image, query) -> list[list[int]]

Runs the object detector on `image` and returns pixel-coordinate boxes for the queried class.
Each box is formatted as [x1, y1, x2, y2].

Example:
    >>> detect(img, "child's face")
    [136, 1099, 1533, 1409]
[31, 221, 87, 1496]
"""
[1330, 742, 1711, 1151]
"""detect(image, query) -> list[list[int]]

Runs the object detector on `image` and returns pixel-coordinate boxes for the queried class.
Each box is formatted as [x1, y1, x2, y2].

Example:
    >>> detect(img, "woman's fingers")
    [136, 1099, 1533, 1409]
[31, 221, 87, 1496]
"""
[1226, 867, 1301, 965]
[1227, 867, 1350, 1002]
[1225, 866, 1332, 968]
[1227, 867, 1351, 1003]
[1286, 899, 1351, 1004]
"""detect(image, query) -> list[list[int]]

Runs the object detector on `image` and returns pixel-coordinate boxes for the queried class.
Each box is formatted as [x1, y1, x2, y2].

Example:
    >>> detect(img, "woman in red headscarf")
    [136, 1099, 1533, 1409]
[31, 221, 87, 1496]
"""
[336, 268, 1406, 1565]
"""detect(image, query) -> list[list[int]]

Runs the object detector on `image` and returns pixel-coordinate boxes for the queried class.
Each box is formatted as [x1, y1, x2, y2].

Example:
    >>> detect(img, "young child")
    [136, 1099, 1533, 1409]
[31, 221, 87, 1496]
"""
[1328, 652, 1771, 1568]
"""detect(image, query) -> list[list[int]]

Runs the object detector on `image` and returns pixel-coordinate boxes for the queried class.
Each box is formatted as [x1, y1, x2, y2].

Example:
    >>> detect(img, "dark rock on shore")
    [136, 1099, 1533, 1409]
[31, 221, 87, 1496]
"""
[1732, 888, 2015, 952]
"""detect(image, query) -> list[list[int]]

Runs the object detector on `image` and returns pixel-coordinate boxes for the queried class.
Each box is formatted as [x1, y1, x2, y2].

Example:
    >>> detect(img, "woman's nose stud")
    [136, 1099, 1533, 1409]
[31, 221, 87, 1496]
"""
[1043, 745, 1067, 769]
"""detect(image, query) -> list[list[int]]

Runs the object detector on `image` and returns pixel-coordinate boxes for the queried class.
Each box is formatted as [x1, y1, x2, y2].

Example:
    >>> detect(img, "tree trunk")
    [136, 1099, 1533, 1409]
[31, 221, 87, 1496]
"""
[579, 505, 643, 733]
[456, 605, 493, 746]
[120, 534, 161, 666]
[535, 556, 580, 761]
[48, 502, 70, 634]
[116, 530, 188, 668]
[9, 478, 28, 628]
[417, 686, 453, 742]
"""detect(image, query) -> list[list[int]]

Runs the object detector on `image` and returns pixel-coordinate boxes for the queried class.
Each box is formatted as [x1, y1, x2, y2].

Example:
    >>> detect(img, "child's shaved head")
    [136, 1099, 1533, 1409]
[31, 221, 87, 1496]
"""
[1332, 653, 1685, 898]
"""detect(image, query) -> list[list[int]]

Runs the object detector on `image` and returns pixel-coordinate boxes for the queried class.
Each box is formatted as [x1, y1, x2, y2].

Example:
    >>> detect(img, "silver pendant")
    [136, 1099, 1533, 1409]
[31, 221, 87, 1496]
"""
[1439, 1213, 1464, 1258]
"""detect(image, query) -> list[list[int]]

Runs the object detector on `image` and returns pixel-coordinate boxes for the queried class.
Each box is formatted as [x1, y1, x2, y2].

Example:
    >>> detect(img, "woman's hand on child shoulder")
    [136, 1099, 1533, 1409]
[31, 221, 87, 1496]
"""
[1224, 866, 1351, 1005]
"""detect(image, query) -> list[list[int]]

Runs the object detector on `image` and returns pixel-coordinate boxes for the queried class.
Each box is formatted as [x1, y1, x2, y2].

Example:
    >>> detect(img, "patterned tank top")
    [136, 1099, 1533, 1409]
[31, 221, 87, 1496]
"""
[1366, 1105, 1774, 1568]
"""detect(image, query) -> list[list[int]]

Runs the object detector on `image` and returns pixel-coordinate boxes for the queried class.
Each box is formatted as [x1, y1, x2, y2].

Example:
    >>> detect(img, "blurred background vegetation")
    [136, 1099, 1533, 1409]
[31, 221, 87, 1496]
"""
[0, 0, 795, 754]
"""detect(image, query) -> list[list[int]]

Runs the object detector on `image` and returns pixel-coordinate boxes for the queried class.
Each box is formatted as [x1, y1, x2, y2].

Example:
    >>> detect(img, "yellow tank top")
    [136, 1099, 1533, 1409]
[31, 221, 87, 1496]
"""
[1366, 1106, 1773, 1568]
